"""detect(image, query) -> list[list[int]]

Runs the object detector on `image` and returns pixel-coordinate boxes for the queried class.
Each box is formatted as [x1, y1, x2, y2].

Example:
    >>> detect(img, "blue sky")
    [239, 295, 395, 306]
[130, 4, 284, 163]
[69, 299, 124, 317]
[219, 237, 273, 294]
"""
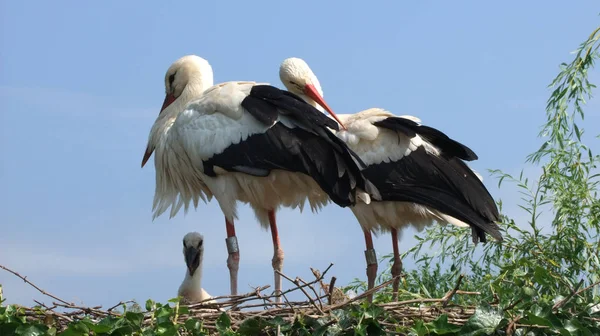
[1, 0, 599, 307]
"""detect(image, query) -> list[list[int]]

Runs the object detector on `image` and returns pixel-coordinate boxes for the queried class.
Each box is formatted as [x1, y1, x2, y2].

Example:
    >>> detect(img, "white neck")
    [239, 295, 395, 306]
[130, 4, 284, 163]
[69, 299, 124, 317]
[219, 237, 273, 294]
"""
[181, 267, 203, 290]
[178, 266, 210, 302]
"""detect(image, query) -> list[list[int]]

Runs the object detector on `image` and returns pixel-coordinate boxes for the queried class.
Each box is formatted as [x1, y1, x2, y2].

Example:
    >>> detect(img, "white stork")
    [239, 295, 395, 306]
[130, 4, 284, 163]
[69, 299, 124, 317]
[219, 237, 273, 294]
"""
[178, 232, 214, 304]
[279, 57, 502, 301]
[141, 55, 380, 301]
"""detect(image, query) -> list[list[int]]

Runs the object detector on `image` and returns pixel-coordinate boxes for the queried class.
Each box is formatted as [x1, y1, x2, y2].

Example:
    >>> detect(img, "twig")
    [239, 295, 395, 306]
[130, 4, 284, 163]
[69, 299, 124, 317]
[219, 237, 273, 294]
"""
[0, 264, 73, 306]
[324, 277, 398, 312]
[107, 300, 134, 312]
[188, 285, 271, 308]
[503, 298, 522, 312]
[296, 277, 323, 310]
[328, 277, 337, 305]
[381, 289, 481, 308]
[276, 264, 333, 298]
[277, 270, 323, 314]
[441, 274, 464, 307]
[280, 292, 296, 313]
[553, 279, 584, 310]
[23, 301, 74, 323]
[573, 280, 600, 297]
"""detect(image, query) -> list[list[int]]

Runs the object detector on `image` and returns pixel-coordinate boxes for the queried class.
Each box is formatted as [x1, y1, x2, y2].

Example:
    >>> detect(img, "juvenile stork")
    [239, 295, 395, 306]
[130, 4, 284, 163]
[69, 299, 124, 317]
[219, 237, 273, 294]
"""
[279, 57, 502, 301]
[142, 55, 379, 302]
[178, 232, 214, 304]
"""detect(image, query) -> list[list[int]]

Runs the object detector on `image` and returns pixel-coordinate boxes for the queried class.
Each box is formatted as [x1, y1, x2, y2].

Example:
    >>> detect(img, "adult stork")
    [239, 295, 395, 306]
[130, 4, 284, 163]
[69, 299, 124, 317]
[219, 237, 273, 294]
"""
[279, 57, 502, 301]
[141, 55, 379, 301]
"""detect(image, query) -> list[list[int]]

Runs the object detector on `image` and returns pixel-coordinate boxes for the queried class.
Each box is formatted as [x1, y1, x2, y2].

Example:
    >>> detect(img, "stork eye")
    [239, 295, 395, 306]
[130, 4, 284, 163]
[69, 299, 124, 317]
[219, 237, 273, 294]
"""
[197, 240, 203, 248]
[289, 81, 297, 85]
[183, 240, 187, 248]
[168, 73, 176, 87]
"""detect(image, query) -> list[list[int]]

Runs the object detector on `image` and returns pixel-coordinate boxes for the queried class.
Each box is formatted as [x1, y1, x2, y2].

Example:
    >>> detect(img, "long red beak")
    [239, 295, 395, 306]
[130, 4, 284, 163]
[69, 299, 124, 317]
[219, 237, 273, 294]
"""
[303, 84, 347, 130]
[141, 93, 177, 168]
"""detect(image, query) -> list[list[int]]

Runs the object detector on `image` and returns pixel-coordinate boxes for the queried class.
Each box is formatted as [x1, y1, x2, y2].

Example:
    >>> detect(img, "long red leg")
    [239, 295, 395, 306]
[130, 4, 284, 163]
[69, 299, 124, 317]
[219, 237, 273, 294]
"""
[363, 228, 378, 303]
[268, 210, 284, 304]
[225, 218, 239, 296]
[390, 228, 403, 301]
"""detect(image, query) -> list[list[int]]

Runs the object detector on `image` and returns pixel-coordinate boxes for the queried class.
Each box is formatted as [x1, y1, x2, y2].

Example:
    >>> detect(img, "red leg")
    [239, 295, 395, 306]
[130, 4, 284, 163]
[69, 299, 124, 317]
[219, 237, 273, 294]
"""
[225, 218, 239, 296]
[363, 228, 378, 303]
[268, 210, 284, 304]
[390, 228, 403, 301]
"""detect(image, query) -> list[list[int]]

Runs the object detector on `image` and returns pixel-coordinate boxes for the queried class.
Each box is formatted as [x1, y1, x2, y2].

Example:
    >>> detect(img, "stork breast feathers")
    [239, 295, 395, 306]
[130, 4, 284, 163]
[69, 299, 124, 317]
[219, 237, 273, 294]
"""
[168, 82, 276, 164]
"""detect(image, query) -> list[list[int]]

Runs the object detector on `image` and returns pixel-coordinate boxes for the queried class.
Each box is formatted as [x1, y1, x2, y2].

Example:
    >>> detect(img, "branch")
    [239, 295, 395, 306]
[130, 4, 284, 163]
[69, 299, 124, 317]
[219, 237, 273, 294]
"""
[323, 276, 398, 312]
[276, 270, 323, 314]
[552, 279, 585, 310]
[441, 274, 464, 307]
[0, 264, 73, 306]
[328, 277, 337, 305]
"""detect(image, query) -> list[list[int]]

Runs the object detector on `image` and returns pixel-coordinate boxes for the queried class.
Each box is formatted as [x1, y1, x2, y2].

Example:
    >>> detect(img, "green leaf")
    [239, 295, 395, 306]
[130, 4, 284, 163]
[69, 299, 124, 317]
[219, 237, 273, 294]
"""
[459, 305, 503, 335]
[426, 315, 461, 335]
[184, 317, 202, 330]
[15, 325, 46, 336]
[522, 286, 536, 298]
[58, 321, 90, 336]
[0, 322, 20, 336]
[412, 320, 428, 336]
[145, 299, 155, 311]
[178, 306, 189, 315]
[215, 312, 231, 332]
[125, 311, 144, 327]
[522, 313, 552, 327]
[167, 297, 180, 303]
[155, 325, 178, 336]
[237, 317, 263, 335]
[83, 319, 112, 334]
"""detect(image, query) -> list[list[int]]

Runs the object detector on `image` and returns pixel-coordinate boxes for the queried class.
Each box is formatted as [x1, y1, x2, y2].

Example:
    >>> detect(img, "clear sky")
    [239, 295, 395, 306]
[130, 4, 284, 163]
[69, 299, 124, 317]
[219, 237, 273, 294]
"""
[1, 0, 599, 307]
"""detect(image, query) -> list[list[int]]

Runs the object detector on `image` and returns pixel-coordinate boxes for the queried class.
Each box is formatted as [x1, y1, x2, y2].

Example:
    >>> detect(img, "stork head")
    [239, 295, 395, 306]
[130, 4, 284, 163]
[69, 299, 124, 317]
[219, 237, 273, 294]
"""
[279, 57, 346, 130]
[161, 55, 213, 113]
[142, 55, 214, 167]
[182, 231, 204, 277]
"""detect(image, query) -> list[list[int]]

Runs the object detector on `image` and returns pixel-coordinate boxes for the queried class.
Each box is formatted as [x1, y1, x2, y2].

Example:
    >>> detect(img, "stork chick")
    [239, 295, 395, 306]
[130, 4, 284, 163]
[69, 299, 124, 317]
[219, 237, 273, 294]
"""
[178, 232, 214, 304]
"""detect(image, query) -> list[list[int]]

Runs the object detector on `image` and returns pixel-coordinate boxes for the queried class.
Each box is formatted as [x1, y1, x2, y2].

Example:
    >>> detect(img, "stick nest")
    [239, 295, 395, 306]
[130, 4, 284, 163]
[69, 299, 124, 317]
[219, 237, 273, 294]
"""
[2, 263, 483, 334]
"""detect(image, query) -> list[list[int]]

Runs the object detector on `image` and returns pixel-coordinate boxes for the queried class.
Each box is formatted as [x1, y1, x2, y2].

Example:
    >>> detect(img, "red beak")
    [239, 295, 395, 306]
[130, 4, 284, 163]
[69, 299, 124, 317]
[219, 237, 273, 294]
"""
[160, 93, 176, 115]
[141, 93, 177, 168]
[303, 84, 347, 130]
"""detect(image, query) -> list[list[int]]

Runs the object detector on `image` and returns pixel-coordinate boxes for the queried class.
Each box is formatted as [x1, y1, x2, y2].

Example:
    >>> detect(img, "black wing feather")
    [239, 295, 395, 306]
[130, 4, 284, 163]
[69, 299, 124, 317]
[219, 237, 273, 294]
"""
[373, 117, 478, 161]
[246, 86, 372, 171]
[202, 84, 380, 207]
[248, 85, 340, 131]
[368, 117, 501, 243]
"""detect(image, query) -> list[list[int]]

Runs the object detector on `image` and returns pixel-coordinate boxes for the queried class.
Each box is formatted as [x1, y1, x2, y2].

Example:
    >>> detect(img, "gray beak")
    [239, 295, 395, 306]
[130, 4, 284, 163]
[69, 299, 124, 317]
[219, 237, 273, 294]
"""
[184, 247, 200, 276]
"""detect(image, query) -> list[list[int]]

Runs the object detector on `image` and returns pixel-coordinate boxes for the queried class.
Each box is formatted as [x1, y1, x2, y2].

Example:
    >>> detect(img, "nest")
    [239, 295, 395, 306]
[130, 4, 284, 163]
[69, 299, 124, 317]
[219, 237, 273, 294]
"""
[2, 263, 481, 334]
